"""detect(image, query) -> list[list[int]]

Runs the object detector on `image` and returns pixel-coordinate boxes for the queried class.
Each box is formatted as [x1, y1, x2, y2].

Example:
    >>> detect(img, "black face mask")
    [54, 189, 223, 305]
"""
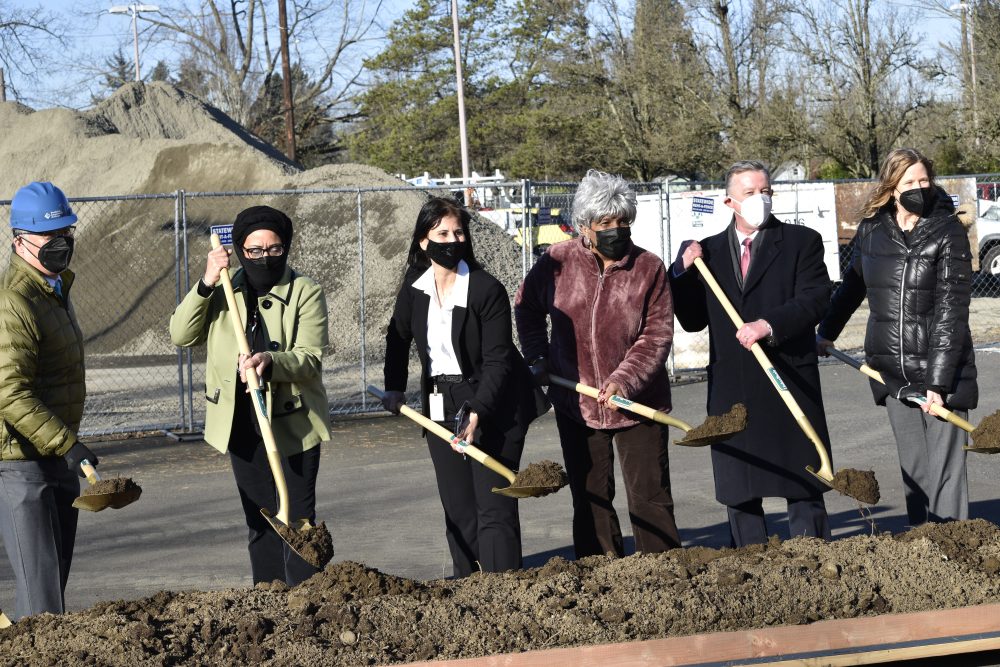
[22, 235, 74, 274]
[425, 240, 465, 270]
[897, 187, 935, 216]
[592, 227, 632, 261]
[237, 252, 287, 293]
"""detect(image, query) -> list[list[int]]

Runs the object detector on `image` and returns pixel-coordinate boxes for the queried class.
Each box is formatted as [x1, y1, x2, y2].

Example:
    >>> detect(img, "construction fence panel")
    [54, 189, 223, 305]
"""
[0, 194, 186, 437]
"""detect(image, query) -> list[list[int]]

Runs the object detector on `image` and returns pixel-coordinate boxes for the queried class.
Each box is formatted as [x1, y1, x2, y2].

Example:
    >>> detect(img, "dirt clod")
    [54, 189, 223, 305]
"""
[830, 468, 880, 504]
[4, 520, 1000, 666]
[970, 410, 1000, 452]
[677, 403, 747, 445]
[274, 521, 334, 569]
[80, 477, 141, 496]
[510, 460, 568, 496]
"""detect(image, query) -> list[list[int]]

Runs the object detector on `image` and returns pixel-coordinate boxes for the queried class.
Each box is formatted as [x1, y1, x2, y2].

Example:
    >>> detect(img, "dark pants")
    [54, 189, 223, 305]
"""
[555, 411, 680, 558]
[0, 459, 79, 620]
[726, 496, 830, 547]
[229, 394, 322, 587]
[427, 378, 524, 577]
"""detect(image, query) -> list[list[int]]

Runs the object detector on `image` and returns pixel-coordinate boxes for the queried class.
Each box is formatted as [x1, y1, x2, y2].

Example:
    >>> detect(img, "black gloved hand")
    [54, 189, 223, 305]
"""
[64, 442, 98, 478]
[529, 357, 550, 387]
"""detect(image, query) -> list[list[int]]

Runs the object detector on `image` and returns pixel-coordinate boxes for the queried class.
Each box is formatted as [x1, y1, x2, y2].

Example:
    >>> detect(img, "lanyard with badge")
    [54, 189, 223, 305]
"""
[429, 383, 445, 422]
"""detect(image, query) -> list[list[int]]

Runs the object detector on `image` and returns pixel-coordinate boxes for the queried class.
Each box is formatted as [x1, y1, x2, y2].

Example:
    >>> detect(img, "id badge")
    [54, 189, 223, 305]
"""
[429, 392, 445, 422]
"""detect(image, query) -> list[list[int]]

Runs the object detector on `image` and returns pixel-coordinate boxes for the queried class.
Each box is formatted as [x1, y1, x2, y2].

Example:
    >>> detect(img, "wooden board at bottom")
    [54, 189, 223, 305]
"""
[402, 603, 1000, 667]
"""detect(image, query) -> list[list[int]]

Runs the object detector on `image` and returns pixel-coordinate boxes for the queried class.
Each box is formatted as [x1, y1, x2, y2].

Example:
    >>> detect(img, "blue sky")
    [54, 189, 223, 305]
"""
[11, 0, 965, 110]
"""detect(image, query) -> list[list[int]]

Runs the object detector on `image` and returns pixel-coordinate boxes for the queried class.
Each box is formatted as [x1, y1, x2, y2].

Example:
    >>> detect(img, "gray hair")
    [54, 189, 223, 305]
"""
[725, 160, 771, 194]
[571, 169, 637, 232]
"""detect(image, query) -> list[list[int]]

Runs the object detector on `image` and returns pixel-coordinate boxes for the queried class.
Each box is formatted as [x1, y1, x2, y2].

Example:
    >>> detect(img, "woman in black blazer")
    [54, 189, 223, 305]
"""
[381, 197, 548, 577]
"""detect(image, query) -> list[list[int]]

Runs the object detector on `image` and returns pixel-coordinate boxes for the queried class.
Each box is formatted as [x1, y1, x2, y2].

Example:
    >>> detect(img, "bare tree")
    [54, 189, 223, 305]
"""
[786, 0, 941, 176]
[145, 0, 382, 132]
[0, 1, 69, 103]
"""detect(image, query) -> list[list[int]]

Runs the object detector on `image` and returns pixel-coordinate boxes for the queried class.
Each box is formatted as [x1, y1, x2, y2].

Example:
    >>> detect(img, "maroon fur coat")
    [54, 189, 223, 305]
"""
[514, 238, 673, 429]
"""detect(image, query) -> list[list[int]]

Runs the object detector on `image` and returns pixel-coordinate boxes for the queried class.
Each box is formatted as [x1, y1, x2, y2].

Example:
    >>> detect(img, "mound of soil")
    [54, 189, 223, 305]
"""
[510, 460, 568, 496]
[971, 410, 1000, 452]
[677, 402, 747, 445]
[80, 477, 141, 497]
[274, 521, 335, 570]
[830, 468, 880, 504]
[4, 519, 1000, 665]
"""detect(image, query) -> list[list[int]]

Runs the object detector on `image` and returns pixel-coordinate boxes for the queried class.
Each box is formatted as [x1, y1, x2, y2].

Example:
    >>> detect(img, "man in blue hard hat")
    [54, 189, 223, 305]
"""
[0, 181, 96, 620]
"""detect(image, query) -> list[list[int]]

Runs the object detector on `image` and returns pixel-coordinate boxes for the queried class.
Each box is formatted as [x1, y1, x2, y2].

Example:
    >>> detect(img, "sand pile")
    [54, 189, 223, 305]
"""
[3, 519, 1000, 665]
[0, 82, 524, 365]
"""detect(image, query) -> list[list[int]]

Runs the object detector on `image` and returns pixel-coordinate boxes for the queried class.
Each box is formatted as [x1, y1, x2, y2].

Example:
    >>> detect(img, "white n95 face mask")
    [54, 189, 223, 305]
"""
[736, 194, 772, 229]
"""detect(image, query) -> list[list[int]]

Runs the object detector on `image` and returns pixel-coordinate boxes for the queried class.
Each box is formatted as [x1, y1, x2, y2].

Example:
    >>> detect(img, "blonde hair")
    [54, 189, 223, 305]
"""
[860, 148, 936, 219]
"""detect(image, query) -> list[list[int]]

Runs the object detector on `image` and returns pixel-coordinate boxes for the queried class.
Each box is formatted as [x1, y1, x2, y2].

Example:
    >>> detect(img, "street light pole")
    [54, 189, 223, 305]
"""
[450, 0, 472, 206]
[109, 4, 161, 82]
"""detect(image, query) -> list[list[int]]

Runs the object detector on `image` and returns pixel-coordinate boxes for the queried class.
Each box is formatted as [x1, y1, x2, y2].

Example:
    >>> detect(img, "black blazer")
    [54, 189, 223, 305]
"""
[384, 263, 548, 435]
[670, 217, 833, 503]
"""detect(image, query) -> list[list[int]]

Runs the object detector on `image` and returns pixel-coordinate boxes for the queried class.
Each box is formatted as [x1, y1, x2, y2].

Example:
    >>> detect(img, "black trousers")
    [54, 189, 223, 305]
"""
[427, 378, 524, 577]
[726, 496, 830, 547]
[229, 392, 322, 586]
[555, 411, 681, 558]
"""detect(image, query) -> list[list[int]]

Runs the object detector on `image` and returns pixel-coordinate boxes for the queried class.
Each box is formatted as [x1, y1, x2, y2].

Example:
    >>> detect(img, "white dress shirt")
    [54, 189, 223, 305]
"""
[413, 260, 470, 377]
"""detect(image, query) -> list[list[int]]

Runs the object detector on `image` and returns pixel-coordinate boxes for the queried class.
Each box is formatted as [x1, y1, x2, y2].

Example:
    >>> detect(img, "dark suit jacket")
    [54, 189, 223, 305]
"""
[670, 216, 833, 503]
[384, 263, 549, 451]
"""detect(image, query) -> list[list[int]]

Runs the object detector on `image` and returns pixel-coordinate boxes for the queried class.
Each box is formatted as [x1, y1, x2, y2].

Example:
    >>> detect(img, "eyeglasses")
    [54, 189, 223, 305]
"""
[243, 244, 286, 259]
[15, 226, 76, 239]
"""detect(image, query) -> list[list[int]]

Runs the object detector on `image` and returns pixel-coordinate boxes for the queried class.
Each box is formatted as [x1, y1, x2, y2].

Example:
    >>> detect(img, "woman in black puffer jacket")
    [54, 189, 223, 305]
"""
[817, 147, 976, 526]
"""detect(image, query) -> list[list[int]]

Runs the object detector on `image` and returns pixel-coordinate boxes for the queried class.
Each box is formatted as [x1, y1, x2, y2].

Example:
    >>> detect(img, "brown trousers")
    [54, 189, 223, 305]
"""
[555, 412, 681, 557]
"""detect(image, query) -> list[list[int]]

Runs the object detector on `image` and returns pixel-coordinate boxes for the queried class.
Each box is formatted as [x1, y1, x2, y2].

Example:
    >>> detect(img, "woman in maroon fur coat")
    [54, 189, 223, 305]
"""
[514, 169, 680, 558]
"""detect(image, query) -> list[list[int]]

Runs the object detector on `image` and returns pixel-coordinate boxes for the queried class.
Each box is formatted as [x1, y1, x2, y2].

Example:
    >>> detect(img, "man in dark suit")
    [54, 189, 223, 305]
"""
[669, 160, 833, 547]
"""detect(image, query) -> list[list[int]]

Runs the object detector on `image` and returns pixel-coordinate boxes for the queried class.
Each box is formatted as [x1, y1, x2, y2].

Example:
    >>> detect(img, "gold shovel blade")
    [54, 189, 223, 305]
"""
[492, 484, 564, 499]
[72, 486, 142, 512]
[261, 508, 327, 568]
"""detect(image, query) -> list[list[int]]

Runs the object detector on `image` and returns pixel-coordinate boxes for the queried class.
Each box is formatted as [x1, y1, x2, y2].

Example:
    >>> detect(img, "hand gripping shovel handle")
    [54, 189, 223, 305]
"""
[548, 375, 694, 431]
[825, 346, 976, 433]
[211, 234, 292, 525]
[366, 385, 517, 485]
[692, 257, 834, 481]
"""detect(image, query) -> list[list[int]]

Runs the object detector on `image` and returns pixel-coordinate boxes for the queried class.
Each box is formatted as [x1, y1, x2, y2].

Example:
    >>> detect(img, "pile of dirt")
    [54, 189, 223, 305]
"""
[0, 82, 525, 362]
[4, 519, 1000, 665]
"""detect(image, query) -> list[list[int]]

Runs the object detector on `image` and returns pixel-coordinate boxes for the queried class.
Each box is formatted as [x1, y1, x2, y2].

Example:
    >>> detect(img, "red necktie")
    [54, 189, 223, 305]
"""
[740, 237, 752, 279]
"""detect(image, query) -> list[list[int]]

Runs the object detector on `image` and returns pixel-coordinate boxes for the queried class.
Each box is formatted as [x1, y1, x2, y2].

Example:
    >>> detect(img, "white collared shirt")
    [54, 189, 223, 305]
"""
[413, 260, 470, 377]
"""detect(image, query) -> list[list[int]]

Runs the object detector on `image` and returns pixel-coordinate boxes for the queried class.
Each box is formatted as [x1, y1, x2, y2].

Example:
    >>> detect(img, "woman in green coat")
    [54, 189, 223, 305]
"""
[170, 206, 331, 586]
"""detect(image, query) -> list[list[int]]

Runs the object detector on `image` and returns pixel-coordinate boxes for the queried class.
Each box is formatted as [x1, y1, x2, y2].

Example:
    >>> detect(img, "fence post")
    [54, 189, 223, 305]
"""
[181, 190, 195, 430]
[520, 179, 530, 278]
[356, 189, 368, 411]
[172, 190, 188, 432]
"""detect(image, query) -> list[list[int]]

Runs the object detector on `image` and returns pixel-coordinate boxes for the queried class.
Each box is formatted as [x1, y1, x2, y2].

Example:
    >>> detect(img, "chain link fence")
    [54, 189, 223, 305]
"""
[0, 175, 996, 436]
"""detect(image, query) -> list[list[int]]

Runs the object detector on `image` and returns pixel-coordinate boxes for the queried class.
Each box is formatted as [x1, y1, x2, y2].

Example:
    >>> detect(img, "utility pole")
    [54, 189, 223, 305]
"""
[109, 4, 161, 82]
[450, 0, 472, 206]
[0, 68, 5, 103]
[278, 0, 297, 162]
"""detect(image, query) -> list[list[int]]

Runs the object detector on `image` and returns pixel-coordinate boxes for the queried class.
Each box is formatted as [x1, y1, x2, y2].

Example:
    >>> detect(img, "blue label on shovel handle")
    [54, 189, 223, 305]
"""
[253, 388, 269, 419]
[767, 368, 788, 391]
[610, 395, 634, 408]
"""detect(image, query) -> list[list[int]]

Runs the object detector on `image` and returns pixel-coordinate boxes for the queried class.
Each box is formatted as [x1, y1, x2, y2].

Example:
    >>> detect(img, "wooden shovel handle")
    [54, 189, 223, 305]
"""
[548, 375, 694, 431]
[366, 385, 517, 484]
[692, 257, 833, 479]
[826, 346, 976, 434]
[211, 233, 291, 524]
[80, 458, 100, 485]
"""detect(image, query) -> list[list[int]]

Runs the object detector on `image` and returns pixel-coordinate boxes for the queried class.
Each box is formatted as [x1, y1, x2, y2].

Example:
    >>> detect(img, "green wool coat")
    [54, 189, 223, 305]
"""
[169, 266, 332, 456]
[0, 254, 85, 461]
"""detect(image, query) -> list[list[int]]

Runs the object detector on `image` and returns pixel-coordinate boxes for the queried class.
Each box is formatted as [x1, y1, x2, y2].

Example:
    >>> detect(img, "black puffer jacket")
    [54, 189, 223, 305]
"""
[818, 190, 978, 409]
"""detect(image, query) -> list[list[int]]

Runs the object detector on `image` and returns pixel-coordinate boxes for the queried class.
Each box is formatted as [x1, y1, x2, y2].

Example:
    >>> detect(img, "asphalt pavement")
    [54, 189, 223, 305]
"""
[4, 348, 1000, 615]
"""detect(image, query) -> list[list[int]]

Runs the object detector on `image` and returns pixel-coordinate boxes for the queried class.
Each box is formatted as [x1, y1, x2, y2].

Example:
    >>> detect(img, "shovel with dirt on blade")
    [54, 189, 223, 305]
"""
[368, 385, 568, 498]
[547, 374, 747, 446]
[693, 257, 880, 504]
[72, 458, 142, 512]
[211, 234, 333, 570]
[824, 345, 1000, 453]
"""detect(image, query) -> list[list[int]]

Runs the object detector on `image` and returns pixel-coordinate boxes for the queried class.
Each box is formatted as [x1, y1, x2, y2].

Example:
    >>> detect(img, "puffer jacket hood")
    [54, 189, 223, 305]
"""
[819, 185, 977, 408]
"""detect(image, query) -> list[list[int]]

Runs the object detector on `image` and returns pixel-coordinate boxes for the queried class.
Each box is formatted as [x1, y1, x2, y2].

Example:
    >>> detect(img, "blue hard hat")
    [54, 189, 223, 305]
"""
[10, 182, 78, 233]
